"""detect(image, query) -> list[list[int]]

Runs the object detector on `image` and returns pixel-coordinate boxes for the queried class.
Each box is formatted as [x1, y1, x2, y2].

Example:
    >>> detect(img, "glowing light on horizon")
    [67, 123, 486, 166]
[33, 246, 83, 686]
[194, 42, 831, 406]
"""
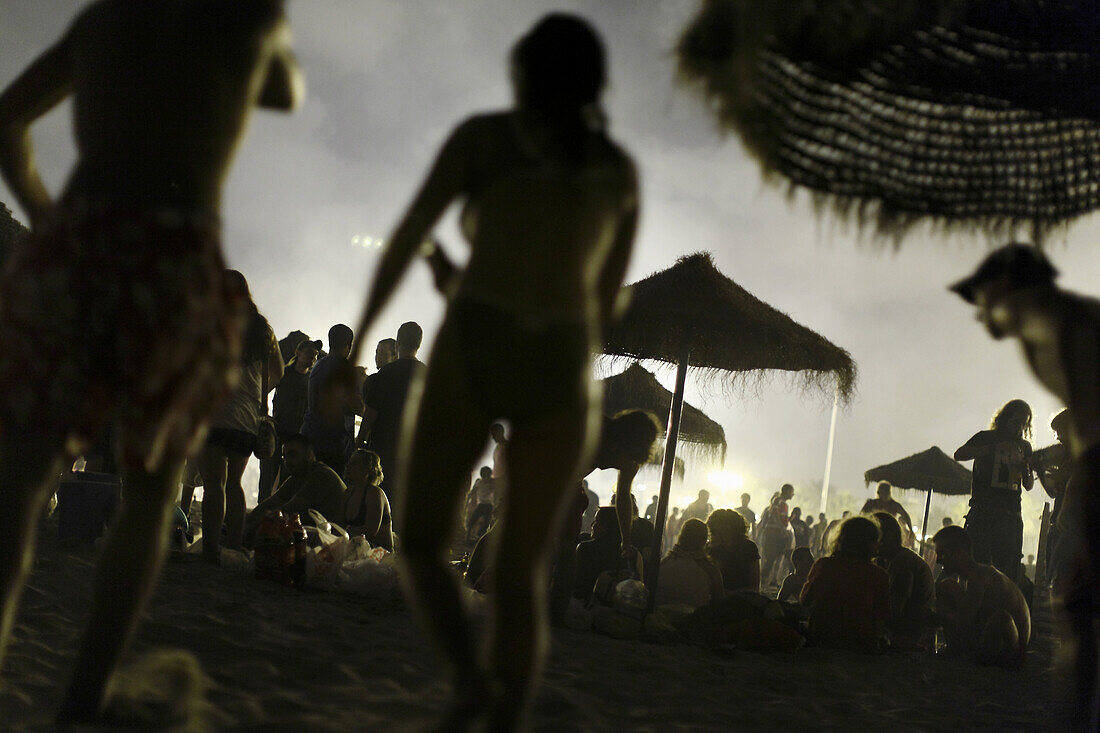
[352, 235, 386, 249]
[707, 471, 744, 492]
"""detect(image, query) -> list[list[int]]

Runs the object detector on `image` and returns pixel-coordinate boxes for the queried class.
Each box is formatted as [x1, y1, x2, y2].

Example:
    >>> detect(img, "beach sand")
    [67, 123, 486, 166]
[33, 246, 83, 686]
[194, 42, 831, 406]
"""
[1, 518, 1060, 732]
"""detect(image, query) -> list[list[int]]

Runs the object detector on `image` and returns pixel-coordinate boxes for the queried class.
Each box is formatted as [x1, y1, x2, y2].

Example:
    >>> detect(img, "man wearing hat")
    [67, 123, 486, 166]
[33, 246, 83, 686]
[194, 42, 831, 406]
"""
[951, 243, 1100, 727]
[259, 337, 321, 502]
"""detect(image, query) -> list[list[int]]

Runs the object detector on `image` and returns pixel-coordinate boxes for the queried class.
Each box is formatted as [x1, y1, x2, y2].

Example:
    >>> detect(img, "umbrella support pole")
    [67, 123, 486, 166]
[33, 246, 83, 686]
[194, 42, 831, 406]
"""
[920, 489, 932, 555]
[647, 348, 690, 610]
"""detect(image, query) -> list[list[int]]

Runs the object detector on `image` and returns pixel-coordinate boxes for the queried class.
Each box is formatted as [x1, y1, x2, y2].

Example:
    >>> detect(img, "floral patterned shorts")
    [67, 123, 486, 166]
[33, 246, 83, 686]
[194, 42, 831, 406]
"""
[0, 203, 242, 472]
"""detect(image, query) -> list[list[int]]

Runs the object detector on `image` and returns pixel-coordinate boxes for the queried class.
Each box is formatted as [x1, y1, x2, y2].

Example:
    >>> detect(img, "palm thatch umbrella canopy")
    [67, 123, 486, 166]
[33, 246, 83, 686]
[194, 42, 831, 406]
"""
[865, 446, 972, 549]
[677, 0, 1100, 241]
[604, 252, 856, 603]
[605, 253, 856, 399]
[601, 362, 727, 459]
[0, 202, 28, 266]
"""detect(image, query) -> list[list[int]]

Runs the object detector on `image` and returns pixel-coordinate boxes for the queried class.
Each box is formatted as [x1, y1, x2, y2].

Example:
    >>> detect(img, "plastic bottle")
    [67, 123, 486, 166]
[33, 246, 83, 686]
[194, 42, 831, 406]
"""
[289, 513, 308, 589]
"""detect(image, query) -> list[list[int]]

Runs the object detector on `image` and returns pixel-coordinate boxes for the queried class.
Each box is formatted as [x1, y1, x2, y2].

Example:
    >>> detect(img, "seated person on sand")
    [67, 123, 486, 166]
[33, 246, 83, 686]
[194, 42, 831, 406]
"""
[778, 546, 814, 603]
[245, 435, 346, 538]
[574, 507, 624, 601]
[873, 512, 934, 647]
[340, 448, 393, 552]
[800, 516, 890, 652]
[656, 518, 724, 609]
[706, 509, 761, 593]
[932, 525, 1030, 667]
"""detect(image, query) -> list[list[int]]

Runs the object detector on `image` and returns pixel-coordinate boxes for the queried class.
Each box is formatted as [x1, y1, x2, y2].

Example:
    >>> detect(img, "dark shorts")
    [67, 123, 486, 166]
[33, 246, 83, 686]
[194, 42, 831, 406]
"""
[447, 298, 592, 425]
[206, 428, 256, 458]
[0, 203, 240, 471]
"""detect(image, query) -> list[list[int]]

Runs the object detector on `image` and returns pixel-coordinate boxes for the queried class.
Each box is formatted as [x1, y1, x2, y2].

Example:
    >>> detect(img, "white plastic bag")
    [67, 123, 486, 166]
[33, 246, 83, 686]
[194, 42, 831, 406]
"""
[338, 555, 399, 598]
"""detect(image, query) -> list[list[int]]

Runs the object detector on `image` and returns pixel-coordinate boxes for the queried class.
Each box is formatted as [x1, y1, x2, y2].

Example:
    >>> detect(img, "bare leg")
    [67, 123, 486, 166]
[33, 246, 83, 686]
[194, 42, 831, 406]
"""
[58, 452, 185, 721]
[0, 435, 63, 667]
[195, 446, 228, 560]
[487, 407, 593, 732]
[222, 452, 249, 550]
[398, 336, 494, 724]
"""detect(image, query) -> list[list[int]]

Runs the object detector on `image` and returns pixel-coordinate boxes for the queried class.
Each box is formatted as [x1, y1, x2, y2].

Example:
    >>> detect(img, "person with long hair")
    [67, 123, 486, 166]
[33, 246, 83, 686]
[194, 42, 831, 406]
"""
[350, 14, 638, 729]
[341, 448, 393, 552]
[800, 515, 890, 652]
[196, 270, 283, 562]
[657, 518, 724, 608]
[954, 399, 1034, 580]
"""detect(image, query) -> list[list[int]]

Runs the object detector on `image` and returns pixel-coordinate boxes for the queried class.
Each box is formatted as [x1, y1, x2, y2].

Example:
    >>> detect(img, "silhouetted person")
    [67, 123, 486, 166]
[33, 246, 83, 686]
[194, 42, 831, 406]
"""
[657, 518, 724, 608]
[789, 506, 811, 549]
[340, 448, 393, 553]
[490, 422, 509, 482]
[735, 492, 756, 535]
[682, 489, 713, 522]
[361, 321, 425, 525]
[759, 484, 795, 587]
[951, 245, 1098, 723]
[464, 466, 497, 541]
[873, 512, 934, 647]
[778, 546, 814, 603]
[942, 517, 953, 527]
[581, 480, 600, 534]
[1036, 409, 1075, 588]
[0, 0, 301, 721]
[302, 324, 360, 477]
[861, 482, 914, 536]
[644, 495, 658, 523]
[245, 434, 346, 536]
[801, 516, 890, 652]
[933, 525, 1030, 668]
[196, 270, 283, 560]
[954, 399, 1034, 580]
[258, 337, 319, 502]
[706, 509, 760, 593]
[574, 507, 623, 601]
[350, 15, 638, 730]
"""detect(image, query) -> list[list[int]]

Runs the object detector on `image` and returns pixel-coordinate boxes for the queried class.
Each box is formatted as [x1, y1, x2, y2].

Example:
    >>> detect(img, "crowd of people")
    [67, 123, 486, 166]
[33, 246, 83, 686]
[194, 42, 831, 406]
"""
[0, 2, 1095, 730]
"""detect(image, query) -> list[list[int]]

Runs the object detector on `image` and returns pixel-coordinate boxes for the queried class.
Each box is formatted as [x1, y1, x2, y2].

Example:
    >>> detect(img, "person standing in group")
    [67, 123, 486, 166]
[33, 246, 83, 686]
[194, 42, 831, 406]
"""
[759, 484, 795, 587]
[350, 15, 638, 730]
[861, 482, 915, 539]
[682, 489, 713, 522]
[360, 321, 426, 525]
[953, 399, 1034, 581]
[0, 0, 302, 721]
[302, 324, 361, 477]
[196, 270, 283, 561]
[258, 337, 320, 502]
[735, 492, 756, 535]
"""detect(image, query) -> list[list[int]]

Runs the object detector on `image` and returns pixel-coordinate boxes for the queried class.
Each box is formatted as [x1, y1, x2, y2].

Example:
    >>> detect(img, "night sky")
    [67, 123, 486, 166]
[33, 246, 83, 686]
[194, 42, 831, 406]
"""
[4, 1, 1095, 548]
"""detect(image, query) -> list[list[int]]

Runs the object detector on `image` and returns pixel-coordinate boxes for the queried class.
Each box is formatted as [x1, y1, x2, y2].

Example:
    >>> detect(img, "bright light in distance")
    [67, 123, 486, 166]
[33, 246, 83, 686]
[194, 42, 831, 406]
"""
[352, 235, 386, 248]
[708, 471, 744, 492]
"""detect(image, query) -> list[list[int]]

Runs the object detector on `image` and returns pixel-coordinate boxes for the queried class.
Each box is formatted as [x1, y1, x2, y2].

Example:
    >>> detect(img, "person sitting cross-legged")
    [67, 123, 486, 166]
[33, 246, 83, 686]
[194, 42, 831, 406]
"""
[800, 515, 890, 652]
[778, 546, 814, 603]
[933, 524, 1030, 668]
[245, 434, 346, 539]
[656, 518, 724, 609]
[873, 512, 934, 647]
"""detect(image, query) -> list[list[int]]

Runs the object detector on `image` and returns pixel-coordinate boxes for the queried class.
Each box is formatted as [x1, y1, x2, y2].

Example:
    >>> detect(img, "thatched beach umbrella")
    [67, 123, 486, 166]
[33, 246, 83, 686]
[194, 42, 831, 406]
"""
[864, 446, 972, 550]
[677, 0, 1100, 241]
[600, 362, 727, 459]
[605, 252, 856, 599]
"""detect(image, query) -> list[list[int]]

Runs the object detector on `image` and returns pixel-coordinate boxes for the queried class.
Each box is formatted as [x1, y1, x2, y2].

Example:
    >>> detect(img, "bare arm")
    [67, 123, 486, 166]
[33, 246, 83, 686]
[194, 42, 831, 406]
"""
[598, 160, 639, 333]
[266, 328, 285, 391]
[348, 486, 386, 540]
[615, 463, 640, 558]
[1020, 443, 1034, 491]
[351, 122, 471, 364]
[0, 36, 73, 229]
[954, 433, 991, 461]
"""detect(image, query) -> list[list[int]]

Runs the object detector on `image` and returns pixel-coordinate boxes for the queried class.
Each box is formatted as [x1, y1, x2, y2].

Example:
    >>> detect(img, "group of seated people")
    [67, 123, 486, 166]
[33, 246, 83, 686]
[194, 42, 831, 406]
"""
[545, 488, 1030, 666]
[243, 434, 395, 552]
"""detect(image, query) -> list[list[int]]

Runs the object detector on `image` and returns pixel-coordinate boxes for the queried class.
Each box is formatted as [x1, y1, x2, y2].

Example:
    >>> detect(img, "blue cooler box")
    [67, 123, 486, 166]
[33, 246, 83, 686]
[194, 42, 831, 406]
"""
[57, 471, 121, 542]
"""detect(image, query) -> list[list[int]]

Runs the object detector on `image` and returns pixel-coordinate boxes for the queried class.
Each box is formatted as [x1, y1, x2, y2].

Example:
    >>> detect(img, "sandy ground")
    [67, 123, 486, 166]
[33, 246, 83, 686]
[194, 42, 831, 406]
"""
[1, 518, 1062, 732]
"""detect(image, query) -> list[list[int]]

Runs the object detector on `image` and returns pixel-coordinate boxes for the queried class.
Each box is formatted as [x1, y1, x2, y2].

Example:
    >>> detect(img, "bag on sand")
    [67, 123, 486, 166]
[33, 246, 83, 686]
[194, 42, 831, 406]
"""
[304, 511, 351, 588]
